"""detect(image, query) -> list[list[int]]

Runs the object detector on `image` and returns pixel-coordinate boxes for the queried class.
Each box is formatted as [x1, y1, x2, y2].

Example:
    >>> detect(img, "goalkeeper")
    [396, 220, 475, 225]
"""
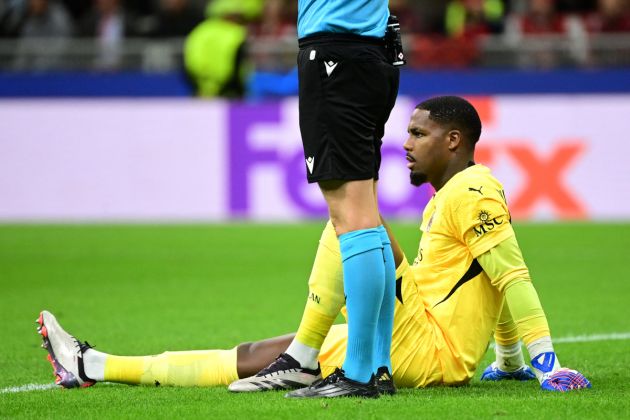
[37, 96, 590, 395]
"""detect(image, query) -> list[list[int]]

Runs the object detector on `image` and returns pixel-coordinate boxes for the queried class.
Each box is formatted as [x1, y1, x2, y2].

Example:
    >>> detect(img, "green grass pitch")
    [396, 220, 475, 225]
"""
[1, 222, 629, 419]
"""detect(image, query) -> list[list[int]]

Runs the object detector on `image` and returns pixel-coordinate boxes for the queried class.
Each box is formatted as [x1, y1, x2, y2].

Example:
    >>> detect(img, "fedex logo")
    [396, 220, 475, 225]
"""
[227, 102, 432, 219]
[476, 141, 587, 219]
[226, 98, 590, 220]
[468, 96, 587, 220]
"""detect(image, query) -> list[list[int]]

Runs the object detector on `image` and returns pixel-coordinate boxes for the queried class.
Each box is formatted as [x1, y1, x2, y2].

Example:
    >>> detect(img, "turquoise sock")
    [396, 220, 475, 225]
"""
[374, 225, 395, 373]
[339, 227, 385, 383]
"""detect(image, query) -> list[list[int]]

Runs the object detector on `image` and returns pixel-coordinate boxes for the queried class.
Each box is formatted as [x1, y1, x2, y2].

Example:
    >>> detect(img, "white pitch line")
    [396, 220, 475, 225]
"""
[553, 332, 630, 344]
[2, 332, 629, 395]
[0, 383, 58, 394]
[487, 332, 630, 349]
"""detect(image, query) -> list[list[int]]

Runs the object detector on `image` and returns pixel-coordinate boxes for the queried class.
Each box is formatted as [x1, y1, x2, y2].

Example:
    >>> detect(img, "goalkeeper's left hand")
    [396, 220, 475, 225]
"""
[480, 362, 536, 381]
[540, 368, 592, 392]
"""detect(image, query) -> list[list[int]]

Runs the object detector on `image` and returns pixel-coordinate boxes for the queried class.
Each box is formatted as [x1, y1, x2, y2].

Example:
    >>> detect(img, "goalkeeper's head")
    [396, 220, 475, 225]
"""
[416, 96, 482, 147]
[403, 96, 483, 189]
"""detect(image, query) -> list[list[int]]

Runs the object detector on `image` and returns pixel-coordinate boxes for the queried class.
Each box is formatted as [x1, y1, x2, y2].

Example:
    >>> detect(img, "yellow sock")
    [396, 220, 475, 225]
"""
[104, 347, 238, 386]
[294, 220, 345, 350]
[494, 299, 520, 346]
[492, 300, 526, 372]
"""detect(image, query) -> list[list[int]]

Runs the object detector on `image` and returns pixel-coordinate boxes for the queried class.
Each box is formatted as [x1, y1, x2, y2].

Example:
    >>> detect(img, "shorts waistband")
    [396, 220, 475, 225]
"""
[298, 32, 385, 48]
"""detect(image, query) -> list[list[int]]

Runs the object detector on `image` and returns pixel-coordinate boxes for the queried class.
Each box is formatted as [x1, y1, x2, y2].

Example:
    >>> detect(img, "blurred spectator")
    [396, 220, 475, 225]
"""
[184, 0, 262, 97]
[505, 0, 589, 68]
[245, 0, 297, 74]
[59, 0, 92, 23]
[155, 0, 202, 37]
[203, 0, 262, 23]
[402, 0, 447, 34]
[254, 0, 295, 36]
[516, 0, 566, 33]
[12, 0, 74, 70]
[557, 0, 597, 12]
[19, 0, 73, 37]
[445, 0, 505, 38]
[505, 0, 593, 38]
[135, 0, 203, 38]
[78, 0, 129, 70]
[1, 0, 73, 37]
[406, 0, 504, 69]
[389, 0, 423, 33]
[1, 0, 27, 36]
[583, 0, 630, 32]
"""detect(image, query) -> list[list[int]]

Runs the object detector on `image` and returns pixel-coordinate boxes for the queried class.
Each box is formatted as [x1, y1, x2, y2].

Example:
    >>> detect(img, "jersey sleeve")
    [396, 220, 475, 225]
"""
[451, 187, 515, 258]
[477, 235, 531, 292]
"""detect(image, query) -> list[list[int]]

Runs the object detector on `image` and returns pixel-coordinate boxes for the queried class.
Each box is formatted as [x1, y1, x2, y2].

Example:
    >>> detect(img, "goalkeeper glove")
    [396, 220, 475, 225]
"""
[532, 352, 591, 392]
[539, 368, 592, 391]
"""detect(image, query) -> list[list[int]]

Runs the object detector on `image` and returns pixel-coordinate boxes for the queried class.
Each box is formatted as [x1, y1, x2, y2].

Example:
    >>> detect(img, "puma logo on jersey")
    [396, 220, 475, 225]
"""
[324, 61, 338, 76]
[468, 186, 484, 195]
[306, 156, 315, 174]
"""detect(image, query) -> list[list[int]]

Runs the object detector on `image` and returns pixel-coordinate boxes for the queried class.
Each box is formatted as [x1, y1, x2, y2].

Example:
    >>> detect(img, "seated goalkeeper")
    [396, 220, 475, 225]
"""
[37, 96, 590, 395]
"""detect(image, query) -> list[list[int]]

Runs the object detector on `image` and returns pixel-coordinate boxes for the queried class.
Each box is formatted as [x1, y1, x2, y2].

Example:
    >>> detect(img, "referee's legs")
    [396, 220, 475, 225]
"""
[319, 179, 393, 383]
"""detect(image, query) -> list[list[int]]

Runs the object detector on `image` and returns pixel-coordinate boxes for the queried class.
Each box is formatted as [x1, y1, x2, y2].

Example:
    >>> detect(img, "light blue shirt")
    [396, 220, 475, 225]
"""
[298, 0, 389, 39]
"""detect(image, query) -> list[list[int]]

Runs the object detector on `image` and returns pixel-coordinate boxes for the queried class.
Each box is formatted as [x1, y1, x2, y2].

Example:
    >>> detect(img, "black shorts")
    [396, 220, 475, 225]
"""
[298, 33, 400, 183]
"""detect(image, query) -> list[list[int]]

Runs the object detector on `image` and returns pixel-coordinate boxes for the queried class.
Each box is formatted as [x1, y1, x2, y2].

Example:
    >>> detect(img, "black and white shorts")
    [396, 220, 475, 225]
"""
[297, 33, 400, 183]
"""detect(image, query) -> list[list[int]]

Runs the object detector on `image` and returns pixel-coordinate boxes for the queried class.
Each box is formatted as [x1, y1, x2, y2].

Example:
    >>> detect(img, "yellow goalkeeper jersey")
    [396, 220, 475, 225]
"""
[407, 163, 515, 384]
[320, 164, 533, 387]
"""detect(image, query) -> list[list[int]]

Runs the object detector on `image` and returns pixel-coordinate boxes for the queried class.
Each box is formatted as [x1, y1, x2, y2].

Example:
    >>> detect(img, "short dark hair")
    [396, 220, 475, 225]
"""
[416, 96, 482, 146]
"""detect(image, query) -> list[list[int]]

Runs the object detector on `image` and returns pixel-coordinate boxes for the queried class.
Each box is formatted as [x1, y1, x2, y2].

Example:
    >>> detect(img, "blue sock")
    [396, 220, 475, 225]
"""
[339, 228, 385, 383]
[374, 225, 395, 373]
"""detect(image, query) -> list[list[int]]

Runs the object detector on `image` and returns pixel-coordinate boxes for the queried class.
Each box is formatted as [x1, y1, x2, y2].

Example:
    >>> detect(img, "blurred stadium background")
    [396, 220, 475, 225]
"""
[1, 0, 629, 222]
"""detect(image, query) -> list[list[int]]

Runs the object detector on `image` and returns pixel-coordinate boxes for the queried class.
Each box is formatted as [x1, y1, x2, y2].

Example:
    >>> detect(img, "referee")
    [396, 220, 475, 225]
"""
[292, 0, 402, 397]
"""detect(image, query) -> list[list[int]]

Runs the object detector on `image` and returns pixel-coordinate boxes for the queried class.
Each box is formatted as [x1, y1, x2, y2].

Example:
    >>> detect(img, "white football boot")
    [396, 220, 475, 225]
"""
[228, 353, 321, 392]
[37, 310, 95, 388]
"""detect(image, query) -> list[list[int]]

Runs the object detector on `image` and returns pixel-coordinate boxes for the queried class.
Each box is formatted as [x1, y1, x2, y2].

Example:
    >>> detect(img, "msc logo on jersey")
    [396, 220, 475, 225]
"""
[473, 210, 504, 237]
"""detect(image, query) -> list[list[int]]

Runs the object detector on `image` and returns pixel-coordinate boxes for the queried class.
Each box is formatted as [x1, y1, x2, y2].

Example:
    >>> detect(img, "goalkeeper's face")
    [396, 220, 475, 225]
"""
[403, 109, 453, 188]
